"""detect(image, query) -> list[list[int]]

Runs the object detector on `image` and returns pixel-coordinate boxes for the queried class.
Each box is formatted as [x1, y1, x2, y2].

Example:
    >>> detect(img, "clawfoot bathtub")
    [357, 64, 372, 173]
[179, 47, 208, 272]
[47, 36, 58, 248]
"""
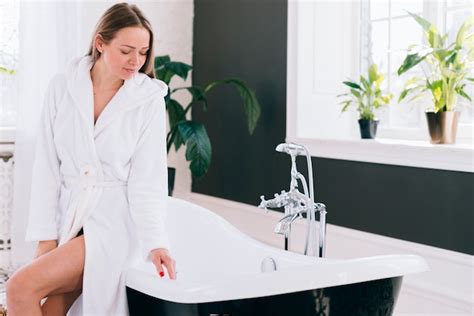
[126, 197, 428, 316]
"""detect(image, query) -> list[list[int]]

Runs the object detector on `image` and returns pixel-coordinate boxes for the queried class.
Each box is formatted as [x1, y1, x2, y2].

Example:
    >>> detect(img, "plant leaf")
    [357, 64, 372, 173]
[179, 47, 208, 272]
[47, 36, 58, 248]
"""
[455, 85, 472, 101]
[397, 48, 433, 75]
[167, 99, 186, 128]
[360, 75, 371, 94]
[166, 99, 186, 151]
[456, 16, 474, 47]
[172, 86, 208, 111]
[205, 79, 261, 134]
[398, 89, 410, 103]
[407, 12, 432, 33]
[350, 89, 361, 98]
[368, 64, 378, 83]
[343, 81, 362, 90]
[177, 121, 212, 178]
[154, 56, 193, 83]
[341, 100, 352, 112]
[0, 66, 15, 75]
[407, 12, 442, 48]
[165, 61, 193, 81]
[155, 55, 171, 69]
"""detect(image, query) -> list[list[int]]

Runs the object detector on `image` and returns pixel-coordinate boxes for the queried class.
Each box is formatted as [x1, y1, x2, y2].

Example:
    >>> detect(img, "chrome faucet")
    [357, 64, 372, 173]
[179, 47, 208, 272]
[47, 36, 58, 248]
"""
[258, 142, 327, 257]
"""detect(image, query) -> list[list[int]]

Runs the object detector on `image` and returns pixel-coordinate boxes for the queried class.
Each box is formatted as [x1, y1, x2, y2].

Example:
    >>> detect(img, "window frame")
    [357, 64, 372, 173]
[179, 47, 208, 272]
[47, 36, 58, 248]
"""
[361, 0, 473, 143]
[286, 0, 473, 173]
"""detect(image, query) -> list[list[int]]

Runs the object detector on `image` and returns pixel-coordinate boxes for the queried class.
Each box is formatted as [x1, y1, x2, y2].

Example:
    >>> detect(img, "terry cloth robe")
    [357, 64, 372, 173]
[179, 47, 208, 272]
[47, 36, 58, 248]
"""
[25, 55, 171, 315]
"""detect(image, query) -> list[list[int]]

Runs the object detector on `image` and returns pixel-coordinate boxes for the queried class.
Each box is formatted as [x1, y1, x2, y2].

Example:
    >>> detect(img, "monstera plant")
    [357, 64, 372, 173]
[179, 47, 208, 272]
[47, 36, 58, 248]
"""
[397, 13, 473, 144]
[154, 55, 261, 181]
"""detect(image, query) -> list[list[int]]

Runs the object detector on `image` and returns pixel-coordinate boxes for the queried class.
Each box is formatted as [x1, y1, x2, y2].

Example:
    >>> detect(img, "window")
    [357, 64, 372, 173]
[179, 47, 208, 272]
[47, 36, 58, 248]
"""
[361, 0, 473, 142]
[0, 0, 20, 127]
[287, 0, 473, 172]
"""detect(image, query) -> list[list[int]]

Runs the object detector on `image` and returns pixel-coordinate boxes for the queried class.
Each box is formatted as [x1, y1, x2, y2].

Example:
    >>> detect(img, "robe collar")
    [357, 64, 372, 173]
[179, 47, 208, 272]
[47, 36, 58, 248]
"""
[65, 55, 168, 138]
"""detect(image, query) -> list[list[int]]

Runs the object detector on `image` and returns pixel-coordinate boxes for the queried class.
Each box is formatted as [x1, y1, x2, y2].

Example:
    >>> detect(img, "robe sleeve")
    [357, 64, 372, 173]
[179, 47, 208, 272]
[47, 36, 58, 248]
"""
[128, 95, 170, 261]
[25, 78, 61, 242]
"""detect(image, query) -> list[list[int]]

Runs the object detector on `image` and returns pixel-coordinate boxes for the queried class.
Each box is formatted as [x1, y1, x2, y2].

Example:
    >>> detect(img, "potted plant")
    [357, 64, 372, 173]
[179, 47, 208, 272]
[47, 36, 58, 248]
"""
[397, 13, 473, 144]
[154, 55, 261, 195]
[338, 64, 393, 139]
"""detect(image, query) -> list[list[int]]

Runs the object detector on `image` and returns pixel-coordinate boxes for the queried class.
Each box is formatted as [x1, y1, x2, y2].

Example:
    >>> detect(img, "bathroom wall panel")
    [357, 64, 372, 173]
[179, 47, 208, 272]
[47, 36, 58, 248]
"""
[192, 0, 474, 255]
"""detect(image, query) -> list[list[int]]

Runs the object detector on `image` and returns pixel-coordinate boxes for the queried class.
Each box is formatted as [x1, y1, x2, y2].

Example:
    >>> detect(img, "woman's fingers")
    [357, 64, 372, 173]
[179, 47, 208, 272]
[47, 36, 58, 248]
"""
[150, 249, 177, 280]
[163, 257, 176, 280]
[153, 260, 165, 277]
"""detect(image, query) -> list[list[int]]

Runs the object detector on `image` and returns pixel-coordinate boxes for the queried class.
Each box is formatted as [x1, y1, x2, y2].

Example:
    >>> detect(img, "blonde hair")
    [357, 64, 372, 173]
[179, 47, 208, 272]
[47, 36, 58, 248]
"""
[87, 2, 156, 78]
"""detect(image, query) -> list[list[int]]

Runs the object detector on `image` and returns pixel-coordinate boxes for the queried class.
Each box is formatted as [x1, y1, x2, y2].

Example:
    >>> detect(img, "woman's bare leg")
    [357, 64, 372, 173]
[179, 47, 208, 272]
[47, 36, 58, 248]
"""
[6, 235, 85, 316]
[41, 288, 82, 315]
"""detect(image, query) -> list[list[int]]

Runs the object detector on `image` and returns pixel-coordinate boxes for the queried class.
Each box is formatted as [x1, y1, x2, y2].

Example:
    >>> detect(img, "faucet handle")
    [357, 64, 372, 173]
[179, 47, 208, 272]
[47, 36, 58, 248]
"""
[258, 195, 270, 213]
[314, 202, 326, 212]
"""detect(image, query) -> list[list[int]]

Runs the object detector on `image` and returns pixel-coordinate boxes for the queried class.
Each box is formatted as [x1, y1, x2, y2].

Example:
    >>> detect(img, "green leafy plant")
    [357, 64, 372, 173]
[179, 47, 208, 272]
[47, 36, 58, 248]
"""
[155, 55, 261, 178]
[338, 64, 393, 120]
[397, 13, 473, 112]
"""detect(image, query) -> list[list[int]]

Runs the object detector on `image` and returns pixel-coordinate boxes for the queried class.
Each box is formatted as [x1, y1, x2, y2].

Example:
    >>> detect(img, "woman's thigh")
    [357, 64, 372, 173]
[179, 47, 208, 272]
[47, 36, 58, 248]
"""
[12, 235, 85, 299]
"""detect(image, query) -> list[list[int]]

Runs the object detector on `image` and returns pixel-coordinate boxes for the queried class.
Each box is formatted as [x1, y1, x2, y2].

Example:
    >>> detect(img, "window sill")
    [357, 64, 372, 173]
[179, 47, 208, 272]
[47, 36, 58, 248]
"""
[286, 136, 473, 173]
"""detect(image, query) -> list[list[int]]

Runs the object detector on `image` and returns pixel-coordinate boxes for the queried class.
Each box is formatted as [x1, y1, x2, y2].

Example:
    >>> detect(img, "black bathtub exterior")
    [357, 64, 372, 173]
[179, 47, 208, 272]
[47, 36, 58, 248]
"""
[127, 276, 403, 316]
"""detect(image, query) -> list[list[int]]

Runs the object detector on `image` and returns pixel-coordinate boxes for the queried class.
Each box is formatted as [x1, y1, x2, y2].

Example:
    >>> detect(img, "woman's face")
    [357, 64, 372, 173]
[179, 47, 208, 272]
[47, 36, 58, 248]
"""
[97, 26, 150, 80]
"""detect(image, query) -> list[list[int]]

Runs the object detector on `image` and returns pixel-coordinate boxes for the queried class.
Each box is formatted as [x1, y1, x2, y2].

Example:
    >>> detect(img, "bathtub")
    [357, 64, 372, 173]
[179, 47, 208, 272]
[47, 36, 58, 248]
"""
[126, 197, 428, 316]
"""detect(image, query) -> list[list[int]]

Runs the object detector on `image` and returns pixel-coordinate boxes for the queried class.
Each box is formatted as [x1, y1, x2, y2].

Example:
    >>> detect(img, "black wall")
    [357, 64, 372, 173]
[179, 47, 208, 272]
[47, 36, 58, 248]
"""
[192, 0, 474, 255]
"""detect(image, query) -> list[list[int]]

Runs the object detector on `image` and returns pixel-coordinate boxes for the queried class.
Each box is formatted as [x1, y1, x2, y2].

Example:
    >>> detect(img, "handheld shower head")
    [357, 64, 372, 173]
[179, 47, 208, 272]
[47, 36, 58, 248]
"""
[275, 143, 305, 157]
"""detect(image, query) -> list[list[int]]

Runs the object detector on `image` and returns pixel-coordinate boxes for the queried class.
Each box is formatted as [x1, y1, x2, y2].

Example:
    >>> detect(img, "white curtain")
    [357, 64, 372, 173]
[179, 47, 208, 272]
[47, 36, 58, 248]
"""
[11, 0, 113, 269]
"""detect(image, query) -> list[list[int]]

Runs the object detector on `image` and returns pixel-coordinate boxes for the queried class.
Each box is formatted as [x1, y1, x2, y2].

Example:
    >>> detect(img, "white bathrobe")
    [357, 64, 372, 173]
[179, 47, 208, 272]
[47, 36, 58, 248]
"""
[25, 55, 171, 315]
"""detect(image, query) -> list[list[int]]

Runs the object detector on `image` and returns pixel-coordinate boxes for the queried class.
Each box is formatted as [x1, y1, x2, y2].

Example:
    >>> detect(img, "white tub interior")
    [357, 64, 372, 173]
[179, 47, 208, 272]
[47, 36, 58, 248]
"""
[126, 197, 428, 303]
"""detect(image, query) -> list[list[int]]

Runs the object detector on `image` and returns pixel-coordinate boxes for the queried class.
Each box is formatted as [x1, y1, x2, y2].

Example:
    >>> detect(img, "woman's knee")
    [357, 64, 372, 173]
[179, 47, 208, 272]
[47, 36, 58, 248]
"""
[6, 268, 41, 306]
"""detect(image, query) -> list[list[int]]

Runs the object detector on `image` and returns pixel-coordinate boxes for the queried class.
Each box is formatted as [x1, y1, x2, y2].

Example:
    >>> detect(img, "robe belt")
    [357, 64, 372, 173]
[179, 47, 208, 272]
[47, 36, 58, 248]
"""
[58, 164, 127, 246]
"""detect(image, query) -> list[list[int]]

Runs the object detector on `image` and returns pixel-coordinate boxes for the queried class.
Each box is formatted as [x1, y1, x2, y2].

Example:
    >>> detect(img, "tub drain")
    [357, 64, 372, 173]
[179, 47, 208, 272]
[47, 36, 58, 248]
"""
[261, 257, 278, 272]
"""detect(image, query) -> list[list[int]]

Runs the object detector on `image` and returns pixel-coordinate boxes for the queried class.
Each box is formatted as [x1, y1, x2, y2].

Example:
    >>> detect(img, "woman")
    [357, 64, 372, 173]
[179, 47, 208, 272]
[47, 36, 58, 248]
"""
[6, 3, 176, 315]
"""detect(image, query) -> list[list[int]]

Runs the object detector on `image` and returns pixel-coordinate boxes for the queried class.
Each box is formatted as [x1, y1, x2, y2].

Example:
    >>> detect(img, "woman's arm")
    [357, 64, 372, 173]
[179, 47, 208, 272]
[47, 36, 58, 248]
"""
[34, 240, 58, 259]
[25, 76, 62, 242]
[127, 95, 176, 279]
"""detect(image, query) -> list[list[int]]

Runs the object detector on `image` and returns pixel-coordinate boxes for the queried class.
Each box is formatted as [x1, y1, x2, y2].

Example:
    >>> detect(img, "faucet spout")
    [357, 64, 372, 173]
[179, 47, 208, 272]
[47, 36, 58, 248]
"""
[274, 211, 302, 235]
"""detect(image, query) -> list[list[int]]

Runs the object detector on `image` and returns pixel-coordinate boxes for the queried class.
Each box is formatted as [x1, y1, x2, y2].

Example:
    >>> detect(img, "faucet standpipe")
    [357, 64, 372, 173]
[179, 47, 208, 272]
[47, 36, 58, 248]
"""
[258, 142, 327, 258]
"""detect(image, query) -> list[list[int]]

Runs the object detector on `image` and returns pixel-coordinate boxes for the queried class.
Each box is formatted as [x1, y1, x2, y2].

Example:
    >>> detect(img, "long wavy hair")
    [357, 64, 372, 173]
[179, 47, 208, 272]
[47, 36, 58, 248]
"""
[87, 2, 155, 78]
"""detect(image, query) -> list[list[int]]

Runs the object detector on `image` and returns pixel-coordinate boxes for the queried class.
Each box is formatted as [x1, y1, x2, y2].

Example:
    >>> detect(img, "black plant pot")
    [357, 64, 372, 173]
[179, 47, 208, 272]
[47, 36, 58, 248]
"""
[358, 119, 379, 139]
[167, 167, 176, 197]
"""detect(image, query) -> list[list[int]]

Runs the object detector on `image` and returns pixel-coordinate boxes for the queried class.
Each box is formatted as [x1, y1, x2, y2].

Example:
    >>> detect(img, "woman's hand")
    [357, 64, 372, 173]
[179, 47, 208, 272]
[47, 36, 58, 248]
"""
[34, 240, 58, 259]
[149, 248, 176, 280]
